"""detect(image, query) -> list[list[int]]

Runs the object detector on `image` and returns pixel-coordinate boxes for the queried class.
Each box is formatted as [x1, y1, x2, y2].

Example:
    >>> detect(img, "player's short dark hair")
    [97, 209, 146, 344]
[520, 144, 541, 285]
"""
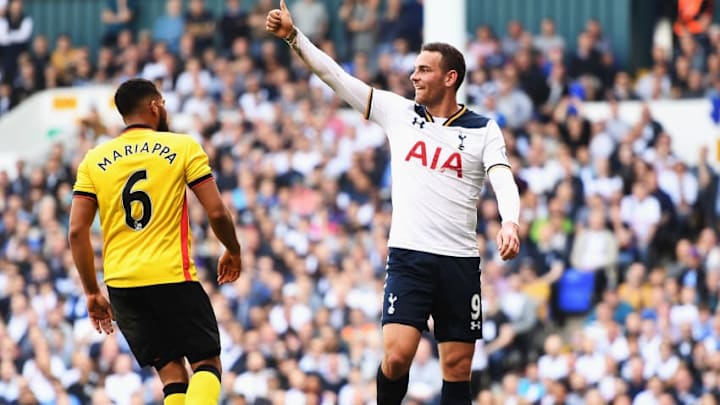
[114, 78, 161, 117]
[421, 42, 466, 91]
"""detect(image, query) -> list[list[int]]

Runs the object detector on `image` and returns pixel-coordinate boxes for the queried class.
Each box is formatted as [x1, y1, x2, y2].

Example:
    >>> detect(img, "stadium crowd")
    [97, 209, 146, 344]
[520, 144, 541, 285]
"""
[1, 0, 720, 404]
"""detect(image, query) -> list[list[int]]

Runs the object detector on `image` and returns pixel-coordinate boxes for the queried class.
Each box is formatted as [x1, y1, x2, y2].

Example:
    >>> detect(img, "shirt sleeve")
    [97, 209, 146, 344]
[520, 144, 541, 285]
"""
[366, 88, 414, 130]
[483, 119, 511, 172]
[294, 29, 372, 114]
[185, 138, 213, 188]
[72, 156, 97, 201]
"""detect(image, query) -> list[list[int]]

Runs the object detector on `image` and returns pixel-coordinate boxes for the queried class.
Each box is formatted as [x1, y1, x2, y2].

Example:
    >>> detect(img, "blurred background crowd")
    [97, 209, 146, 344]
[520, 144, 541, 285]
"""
[1, 0, 720, 404]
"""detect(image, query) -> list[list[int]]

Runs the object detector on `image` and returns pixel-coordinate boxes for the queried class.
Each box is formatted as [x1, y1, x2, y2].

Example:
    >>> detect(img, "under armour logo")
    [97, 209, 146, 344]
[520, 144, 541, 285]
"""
[412, 117, 425, 129]
[470, 321, 482, 330]
[388, 293, 398, 315]
[458, 133, 467, 150]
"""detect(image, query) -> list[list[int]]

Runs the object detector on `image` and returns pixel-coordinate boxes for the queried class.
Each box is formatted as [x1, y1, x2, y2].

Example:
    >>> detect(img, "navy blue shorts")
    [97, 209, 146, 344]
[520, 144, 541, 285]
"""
[381, 247, 483, 342]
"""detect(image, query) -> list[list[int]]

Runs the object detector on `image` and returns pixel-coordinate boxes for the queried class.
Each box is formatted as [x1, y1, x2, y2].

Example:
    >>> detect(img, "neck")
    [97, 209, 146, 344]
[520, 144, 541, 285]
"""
[123, 117, 154, 131]
[424, 96, 461, 118]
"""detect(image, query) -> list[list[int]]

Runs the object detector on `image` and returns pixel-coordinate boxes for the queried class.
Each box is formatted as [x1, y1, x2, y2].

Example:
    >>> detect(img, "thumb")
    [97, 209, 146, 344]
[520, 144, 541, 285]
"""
[280, 0, 288, 12]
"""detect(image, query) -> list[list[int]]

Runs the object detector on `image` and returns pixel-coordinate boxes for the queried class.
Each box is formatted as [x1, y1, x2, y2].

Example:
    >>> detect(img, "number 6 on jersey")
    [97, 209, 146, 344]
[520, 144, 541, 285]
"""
[122, 170, 152, 231]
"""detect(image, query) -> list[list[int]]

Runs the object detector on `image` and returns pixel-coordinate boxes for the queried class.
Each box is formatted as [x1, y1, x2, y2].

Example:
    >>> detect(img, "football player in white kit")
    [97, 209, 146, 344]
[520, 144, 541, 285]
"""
[267, 2, 521, 404]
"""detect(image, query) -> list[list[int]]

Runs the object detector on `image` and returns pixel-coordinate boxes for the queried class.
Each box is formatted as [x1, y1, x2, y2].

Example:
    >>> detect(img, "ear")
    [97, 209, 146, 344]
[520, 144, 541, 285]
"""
[445, 70, 458, 89]
[149, 99, 159, 115]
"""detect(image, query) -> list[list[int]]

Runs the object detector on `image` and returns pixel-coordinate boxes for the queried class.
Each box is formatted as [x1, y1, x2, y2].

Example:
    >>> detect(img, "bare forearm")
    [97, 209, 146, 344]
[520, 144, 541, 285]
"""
[69, 231, 100, 295]
[209, 208, 241, 255]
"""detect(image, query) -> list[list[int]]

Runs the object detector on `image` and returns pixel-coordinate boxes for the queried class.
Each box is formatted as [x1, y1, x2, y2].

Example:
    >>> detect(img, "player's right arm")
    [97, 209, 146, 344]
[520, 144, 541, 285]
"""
[266, 0, 383, 121]
[185, 139, 242, 285]
[69, 155, 115, 335]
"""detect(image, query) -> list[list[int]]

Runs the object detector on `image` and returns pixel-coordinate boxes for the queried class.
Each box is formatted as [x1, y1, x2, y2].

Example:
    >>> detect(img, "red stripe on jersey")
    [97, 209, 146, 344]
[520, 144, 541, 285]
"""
[181, 194, 191, 281]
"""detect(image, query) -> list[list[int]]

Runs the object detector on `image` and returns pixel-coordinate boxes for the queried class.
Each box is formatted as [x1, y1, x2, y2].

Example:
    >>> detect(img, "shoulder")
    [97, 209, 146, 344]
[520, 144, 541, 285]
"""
[158, 131, 194, 143]
[78, 146, 99, 164]
[168, 132, 206, 153]
[87, 139, 117, 156]
[450, 109, 491, 129]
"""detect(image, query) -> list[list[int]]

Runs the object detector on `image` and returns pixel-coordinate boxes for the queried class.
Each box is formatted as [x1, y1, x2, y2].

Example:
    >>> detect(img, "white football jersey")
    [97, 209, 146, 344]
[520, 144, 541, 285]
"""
[367, 89, 510, 257]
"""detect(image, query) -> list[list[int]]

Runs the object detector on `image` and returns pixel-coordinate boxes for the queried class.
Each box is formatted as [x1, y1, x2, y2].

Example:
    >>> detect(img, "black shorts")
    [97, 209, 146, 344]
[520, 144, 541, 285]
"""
[381, 248, 482, 342]
[107, 281, 220, 370]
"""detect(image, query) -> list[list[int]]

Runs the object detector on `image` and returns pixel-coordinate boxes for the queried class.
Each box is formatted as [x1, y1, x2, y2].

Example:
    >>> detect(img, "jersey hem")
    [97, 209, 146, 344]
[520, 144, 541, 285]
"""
[387, 242, 480, 258]
[105, 275, 199, 288]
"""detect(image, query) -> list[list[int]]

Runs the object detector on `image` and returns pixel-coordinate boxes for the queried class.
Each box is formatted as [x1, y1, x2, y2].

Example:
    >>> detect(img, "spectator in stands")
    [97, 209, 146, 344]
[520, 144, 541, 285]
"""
[585, 18, 612, 55]
[153, 0, 184, 55]
[617, 262, 653, 310]
[50, 33, 82, 86]
[376, 0, 401, 56]
[567, 32, 602, 82]
[496, 70, 533, 130]
[0, 0, 33, 83]
[570, 207, 618, 283]
[501, 20, 525, 56]
[619, 181, 662, 261]
[339, 0, 376, 59]
[635, 63, 672, 100]
[101, 0, 138, 47]
[674, 0, 713, 49]
[247, 0, 275, 47]
[467, 25, 501, 72]
[659, 159, 698, 225]
[534, 17, 565, 60]
[514, 48, 550, 108]
[10, 54, 36, 106]
[185, 0, 215, 54]
[219, 0, 250, 52]
[291, 0, 328, 44]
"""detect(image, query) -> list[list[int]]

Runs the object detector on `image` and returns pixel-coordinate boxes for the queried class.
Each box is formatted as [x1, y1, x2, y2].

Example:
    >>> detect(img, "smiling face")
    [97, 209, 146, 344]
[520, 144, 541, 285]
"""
[411, 50, 455, 106]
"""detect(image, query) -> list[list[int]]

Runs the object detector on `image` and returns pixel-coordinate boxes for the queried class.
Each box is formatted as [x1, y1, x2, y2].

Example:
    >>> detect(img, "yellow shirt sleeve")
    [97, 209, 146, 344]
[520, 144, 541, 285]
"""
[73, 155, 97, 200]
[185, 137, 213, 188]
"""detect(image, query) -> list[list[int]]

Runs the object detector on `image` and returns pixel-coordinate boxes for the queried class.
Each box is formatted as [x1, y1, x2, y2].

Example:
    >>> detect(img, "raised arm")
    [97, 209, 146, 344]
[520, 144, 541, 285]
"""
[266, 0, 371, 114]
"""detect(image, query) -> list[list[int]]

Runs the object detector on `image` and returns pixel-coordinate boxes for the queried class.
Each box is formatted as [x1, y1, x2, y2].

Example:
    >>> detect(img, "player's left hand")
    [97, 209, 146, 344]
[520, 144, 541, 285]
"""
[86, 293, 114, 334]
[496, 222, 520, 261]
[217, 250, 242, 285]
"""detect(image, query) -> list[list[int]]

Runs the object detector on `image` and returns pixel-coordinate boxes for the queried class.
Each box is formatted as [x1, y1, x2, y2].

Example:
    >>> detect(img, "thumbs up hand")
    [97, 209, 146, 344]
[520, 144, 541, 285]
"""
[266, 0, 295, 40]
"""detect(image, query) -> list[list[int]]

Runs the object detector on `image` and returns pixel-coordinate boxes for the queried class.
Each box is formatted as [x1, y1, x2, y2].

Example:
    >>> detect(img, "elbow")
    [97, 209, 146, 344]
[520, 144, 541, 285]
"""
[207, 207, 229, 223]
[68, 226, 87, 245]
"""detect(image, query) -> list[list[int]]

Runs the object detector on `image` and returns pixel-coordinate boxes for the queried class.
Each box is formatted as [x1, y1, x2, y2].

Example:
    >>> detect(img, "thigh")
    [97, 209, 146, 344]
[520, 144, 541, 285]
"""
[109, 282, 220, 369]
[381, 248, 435, 333]
[151, 282, 221, 366]
[431, 256, 482, 342]
[107, 286, 161, 368]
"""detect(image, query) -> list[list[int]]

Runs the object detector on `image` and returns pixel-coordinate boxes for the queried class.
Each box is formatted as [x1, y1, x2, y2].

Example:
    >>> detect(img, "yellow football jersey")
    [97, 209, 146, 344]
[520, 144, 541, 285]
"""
[73, 125, 213, 287]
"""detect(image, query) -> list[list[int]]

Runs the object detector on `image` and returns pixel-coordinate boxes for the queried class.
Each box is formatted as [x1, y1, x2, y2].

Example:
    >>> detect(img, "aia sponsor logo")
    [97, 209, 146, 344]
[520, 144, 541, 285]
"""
[404, 140, 463, 178]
